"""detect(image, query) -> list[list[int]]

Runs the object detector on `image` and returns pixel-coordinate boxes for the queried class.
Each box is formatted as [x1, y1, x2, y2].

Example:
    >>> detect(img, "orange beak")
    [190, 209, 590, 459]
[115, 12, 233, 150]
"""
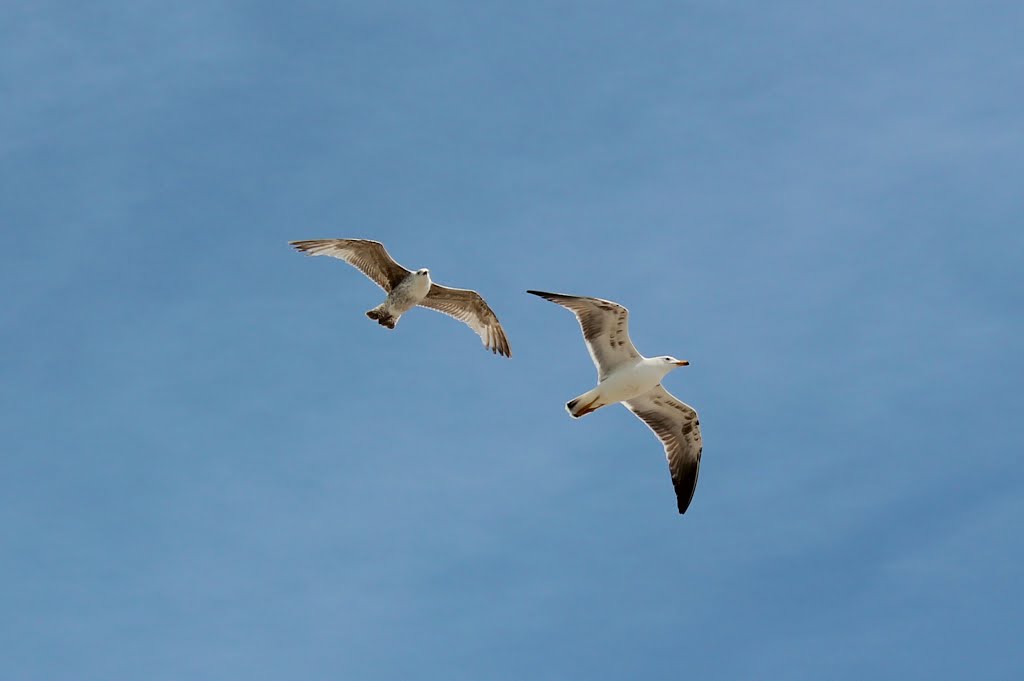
[674, 360, 690, 366]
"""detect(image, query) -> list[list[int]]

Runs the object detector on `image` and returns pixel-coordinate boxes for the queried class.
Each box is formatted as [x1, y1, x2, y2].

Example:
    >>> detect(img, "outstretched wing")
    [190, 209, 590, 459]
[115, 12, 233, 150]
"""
[623, 385, 703, 514]
[526, 290, 640, 379]
[290, 239, 411, 291]
[419, 284, 511, 357]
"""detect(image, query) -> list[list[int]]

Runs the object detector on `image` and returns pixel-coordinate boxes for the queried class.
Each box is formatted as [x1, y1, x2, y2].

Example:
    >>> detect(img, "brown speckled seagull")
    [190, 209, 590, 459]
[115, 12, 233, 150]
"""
[291, 239, 511, 357]
[528, 290, 702, 513]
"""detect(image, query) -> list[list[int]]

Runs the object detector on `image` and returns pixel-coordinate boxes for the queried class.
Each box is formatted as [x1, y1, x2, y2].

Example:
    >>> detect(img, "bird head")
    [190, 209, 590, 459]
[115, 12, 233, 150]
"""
[416, 268, 430, 277]
[652, 356, 689, 374]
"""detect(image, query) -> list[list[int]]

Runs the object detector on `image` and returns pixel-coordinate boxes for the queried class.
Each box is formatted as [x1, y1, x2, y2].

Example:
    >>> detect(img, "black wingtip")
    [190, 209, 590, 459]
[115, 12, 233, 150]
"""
[675, 488, 692, 514]
[675, 478, 698, 515]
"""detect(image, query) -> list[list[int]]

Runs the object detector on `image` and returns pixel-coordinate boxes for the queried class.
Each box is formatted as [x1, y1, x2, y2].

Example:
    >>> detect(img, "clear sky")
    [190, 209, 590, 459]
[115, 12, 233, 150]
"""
[2, 2, 1022, 679]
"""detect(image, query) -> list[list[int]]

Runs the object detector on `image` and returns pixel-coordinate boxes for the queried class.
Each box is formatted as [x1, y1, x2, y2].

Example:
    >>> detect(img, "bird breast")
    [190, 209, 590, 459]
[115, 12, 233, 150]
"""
[598, 362, 665, 403]
[389, 271, 432, 310]
[413, 272, 432, 297]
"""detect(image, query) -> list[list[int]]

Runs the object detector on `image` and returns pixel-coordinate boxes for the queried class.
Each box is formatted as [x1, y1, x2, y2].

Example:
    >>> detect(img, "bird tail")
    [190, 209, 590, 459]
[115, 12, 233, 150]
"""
[566, 389, 603, 418]
[366, 305, 397, 329]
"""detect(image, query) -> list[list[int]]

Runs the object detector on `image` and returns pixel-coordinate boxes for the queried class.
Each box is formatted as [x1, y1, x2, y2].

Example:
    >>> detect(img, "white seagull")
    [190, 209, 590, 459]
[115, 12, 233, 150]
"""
[291, 239, 511, 357]
[528, 290, 702, 514]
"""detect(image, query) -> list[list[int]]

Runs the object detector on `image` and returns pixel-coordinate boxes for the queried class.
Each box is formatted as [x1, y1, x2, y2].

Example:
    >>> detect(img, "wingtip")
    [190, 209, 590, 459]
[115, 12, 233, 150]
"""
[675, 484, 697, 515]
[484, 338, 512, 358]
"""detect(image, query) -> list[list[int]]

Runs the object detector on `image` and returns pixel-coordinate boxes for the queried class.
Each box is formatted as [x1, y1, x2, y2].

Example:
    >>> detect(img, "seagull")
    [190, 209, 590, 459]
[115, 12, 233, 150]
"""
[527, 290, 702, 514]
[291, 239, 511, 357]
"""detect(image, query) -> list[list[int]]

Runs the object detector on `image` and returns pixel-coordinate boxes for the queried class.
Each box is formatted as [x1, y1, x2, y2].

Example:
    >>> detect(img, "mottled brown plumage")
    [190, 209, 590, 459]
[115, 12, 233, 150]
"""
[291, 239, 510, 357]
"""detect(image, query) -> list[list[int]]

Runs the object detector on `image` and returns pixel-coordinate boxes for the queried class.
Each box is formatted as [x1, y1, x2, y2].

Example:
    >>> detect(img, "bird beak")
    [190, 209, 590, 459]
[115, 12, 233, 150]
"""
[674, 360, 689, 366]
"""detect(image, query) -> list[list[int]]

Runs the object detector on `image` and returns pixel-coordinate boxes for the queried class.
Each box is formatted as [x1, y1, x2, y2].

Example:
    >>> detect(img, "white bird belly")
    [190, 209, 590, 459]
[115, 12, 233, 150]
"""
[386, 273, 432, 314]
[595, 363, 663, 404]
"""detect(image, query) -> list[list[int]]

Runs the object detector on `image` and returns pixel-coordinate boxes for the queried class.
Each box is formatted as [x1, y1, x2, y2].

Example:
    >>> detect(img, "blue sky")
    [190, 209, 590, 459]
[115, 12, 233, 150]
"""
[2, 1, 1022, 679]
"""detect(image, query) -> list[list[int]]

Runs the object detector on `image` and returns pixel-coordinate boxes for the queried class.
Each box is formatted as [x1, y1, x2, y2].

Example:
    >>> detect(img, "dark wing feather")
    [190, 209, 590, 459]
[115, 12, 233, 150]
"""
[290, 239, 410, 291]
[623, 386, 703, 514]
[526, 290, 640, 379]
[419, 284, 511, 357]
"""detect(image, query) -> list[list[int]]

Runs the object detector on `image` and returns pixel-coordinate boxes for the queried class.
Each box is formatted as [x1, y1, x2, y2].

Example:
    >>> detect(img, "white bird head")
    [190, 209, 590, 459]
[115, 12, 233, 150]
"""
[416, 268, 430, 277]
[647, 355, 690, 375]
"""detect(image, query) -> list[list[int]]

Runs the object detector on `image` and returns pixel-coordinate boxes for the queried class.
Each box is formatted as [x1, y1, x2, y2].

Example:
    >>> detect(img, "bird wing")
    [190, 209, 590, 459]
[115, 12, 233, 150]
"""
[419, 283, 511, 357]
[290, 239, 411, 292]
[526, 290, 640, 379]
[623, 385, 702, 514]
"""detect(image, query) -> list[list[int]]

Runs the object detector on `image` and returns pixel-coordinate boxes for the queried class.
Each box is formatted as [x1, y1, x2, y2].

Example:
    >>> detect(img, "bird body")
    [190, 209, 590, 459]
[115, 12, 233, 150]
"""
[566, 357, 681, 418]
[365, 268, 432, 329]
[291, 239, 511, 357]
[528, 290, 702, 514]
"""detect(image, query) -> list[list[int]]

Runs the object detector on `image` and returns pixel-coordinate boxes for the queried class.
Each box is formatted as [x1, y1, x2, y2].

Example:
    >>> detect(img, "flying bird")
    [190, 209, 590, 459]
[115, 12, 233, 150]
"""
[291, 239, 511, 357]
[527, 290, 702, 513]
